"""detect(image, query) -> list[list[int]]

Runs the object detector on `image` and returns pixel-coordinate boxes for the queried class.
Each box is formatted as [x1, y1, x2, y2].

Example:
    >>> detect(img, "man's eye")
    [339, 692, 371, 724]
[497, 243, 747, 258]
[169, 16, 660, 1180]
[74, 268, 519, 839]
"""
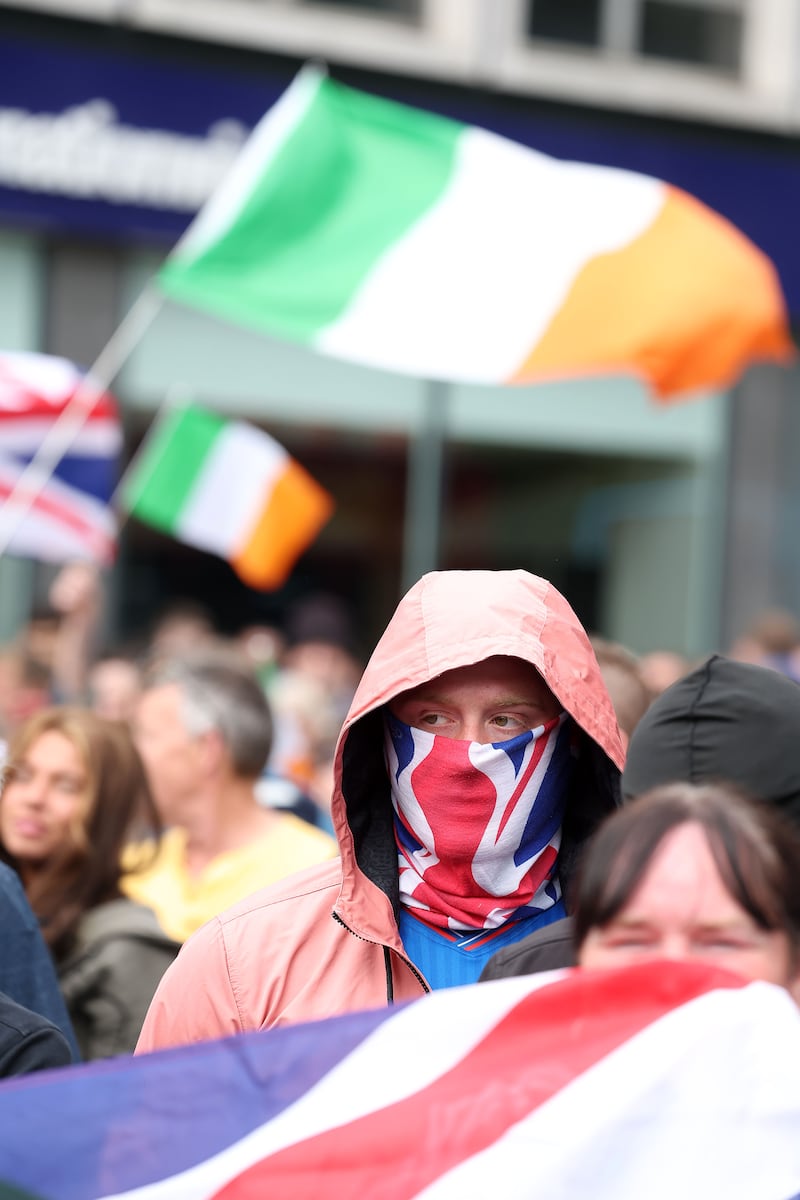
[492, 714, 521, 729]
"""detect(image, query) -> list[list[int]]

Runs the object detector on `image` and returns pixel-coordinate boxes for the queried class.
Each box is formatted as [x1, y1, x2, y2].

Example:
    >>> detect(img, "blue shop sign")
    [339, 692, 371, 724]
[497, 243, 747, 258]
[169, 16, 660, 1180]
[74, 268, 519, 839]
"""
[0, 30, 287, 243]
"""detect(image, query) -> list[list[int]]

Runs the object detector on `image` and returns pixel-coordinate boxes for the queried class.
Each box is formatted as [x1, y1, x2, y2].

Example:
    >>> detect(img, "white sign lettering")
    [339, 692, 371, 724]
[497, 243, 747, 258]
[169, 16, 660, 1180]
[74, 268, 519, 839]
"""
[0, 100, 248, 210]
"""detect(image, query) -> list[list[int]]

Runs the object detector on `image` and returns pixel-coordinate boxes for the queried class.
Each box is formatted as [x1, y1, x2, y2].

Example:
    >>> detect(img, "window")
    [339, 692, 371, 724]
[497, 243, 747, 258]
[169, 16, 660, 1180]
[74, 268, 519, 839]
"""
[526, 0, 602, 47]
[640, 2, 742, 72]
[304, 0, 422, 15]
[526, 0, 744, 73]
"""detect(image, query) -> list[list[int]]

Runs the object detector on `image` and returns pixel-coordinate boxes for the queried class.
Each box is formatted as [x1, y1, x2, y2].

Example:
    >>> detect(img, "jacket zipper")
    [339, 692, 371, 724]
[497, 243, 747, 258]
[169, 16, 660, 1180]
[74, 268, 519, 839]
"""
[331, 910, 431, 995]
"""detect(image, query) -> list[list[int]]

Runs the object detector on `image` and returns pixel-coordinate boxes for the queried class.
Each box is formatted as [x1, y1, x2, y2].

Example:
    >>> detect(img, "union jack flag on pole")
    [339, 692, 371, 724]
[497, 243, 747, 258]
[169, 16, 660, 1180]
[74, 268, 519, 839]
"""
[0, 351, 122, 565]
[1, 961, 799, 1200]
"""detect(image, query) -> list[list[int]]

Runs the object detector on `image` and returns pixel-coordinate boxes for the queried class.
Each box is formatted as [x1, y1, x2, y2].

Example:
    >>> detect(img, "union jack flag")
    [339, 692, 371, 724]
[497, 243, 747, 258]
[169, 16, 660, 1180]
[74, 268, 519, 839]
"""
[0, 351, 122, 564]
[386, 713, 572, 930]
[1, 960, 799, 1199]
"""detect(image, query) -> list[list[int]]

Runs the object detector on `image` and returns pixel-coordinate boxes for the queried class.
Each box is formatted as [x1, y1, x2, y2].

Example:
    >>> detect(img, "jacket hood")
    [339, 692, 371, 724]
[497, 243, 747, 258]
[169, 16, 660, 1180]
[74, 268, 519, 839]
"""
[623, 654, 800, 826]
[330, 570, 624, 937]
[343, 570, 625, 762]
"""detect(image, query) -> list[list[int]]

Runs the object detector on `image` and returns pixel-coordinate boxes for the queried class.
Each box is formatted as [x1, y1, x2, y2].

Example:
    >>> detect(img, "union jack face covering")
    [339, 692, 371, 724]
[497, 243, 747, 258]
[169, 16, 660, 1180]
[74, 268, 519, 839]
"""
[384, 710, 576, 932]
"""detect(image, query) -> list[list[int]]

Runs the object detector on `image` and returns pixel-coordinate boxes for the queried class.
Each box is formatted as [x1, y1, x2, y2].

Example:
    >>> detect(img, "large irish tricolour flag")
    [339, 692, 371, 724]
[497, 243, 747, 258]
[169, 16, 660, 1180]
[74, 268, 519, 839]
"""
[158, 67, 793, 400]
[1, 961, 799, 1199]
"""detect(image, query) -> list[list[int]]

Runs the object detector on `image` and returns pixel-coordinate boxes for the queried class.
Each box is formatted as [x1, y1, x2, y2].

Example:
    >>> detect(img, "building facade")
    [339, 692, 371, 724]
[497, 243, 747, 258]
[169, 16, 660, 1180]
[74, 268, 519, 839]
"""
[0, 0, 797, 655]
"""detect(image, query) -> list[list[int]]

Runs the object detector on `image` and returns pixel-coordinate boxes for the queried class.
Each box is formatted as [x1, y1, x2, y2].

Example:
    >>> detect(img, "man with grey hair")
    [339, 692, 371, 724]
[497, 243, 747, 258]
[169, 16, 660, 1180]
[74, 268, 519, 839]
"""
[122, 648, 337, 943]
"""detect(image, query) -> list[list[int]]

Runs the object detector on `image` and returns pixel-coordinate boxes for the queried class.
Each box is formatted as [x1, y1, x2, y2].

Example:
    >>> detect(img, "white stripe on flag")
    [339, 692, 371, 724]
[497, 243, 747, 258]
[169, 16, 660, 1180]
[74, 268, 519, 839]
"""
[0, 417, 122, 456]
[316, 127, 664, 382]
[0, 350, 85, 399]
[176, 422, 287, 557]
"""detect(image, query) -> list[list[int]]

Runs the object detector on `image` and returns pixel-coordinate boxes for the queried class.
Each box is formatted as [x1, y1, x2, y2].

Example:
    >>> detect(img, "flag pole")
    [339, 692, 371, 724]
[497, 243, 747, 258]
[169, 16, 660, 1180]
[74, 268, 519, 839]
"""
[401, 378, 448, 592]
[0, 284, 164, 558]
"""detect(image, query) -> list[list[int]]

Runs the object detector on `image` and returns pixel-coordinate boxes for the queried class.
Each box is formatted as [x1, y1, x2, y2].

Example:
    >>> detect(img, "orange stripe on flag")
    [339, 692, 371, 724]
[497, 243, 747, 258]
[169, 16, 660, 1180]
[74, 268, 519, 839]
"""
[231, 460, 334, 590]
[511, 187, 795, 400]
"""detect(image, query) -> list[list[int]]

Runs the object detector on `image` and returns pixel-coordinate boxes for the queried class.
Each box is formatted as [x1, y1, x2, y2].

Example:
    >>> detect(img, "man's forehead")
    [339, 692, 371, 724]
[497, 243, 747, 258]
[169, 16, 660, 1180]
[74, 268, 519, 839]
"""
[400, 657, 553, 699]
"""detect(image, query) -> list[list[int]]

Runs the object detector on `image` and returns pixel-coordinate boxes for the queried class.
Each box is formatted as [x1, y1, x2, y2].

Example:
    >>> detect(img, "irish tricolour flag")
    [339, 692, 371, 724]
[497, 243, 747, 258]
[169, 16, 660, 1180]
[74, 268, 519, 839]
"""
[158, 66, 793, 400]
[120, 403, 333, 590]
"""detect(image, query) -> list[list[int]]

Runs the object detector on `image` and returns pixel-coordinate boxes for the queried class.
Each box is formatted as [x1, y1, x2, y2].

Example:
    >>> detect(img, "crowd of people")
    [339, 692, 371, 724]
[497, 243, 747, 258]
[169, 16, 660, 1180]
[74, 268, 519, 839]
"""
[1, 562, 799, 1081]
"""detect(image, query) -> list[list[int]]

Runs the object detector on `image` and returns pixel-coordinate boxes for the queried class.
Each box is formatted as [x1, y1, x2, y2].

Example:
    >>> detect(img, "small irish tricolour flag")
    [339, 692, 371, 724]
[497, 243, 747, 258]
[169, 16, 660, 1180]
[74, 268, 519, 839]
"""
[120, 403, 333, 590]
[157, 66, 793, 401]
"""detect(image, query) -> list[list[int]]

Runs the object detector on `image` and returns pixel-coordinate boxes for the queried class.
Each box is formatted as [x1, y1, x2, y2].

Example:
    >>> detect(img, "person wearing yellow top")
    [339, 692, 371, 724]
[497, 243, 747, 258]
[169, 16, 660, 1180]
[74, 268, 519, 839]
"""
[122, 648, 337, 943]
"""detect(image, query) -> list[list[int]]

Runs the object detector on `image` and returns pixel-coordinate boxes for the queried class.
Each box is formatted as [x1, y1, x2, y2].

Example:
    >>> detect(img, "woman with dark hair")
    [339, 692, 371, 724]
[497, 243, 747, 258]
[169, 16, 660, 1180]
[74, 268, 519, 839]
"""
[0, 707, 179, 1060]
[575, 782, 800, 1000]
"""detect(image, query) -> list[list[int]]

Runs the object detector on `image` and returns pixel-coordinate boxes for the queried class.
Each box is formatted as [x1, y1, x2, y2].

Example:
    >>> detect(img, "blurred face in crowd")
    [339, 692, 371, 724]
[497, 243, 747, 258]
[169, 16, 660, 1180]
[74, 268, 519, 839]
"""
[580, 821, 799, 996]
[389, 656, 561, 744]
[283, 641, 361, 698]
[133, 683, 206, 824]
[1, 731, 89, 868]
[88, 658, 142, 723]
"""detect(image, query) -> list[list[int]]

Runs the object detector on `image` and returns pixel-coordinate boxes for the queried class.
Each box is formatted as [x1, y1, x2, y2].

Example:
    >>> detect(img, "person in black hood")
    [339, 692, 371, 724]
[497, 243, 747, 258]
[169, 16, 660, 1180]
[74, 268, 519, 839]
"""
[622, 654, 800, 824]
[479, 654, 800, 981]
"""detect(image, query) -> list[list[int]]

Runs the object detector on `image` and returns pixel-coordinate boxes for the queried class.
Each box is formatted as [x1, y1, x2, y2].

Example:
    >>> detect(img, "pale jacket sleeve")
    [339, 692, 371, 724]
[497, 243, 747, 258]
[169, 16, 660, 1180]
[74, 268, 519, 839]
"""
[135, 918, 245, 1053]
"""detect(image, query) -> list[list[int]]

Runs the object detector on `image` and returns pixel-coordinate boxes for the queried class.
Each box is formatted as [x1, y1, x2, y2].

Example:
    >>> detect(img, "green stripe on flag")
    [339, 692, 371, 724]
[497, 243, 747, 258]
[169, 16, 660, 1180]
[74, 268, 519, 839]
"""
[158, 75, 462, 341]
[121, 404, 222, 531]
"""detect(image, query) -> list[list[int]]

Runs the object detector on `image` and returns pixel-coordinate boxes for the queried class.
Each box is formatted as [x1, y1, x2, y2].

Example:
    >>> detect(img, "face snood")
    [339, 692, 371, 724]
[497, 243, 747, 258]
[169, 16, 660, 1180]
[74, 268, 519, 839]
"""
[384, 711, 575, 932]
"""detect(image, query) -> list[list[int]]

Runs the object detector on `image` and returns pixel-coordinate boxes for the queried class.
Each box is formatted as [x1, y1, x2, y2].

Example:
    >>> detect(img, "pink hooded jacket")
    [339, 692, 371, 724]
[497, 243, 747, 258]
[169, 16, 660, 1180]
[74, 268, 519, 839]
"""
[136, 570, 624, 1051]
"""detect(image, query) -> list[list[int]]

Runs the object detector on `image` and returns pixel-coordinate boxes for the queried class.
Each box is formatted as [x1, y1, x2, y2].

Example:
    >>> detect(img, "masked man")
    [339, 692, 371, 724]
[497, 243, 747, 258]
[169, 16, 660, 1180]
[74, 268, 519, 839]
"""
[137, 569, 623, 1049]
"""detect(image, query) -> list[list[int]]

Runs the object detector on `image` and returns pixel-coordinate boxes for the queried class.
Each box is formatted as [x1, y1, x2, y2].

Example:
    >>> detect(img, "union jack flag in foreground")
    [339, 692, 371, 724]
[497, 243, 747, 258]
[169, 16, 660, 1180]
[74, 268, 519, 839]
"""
[1, 961, 799, 1200]
[0, 351, 122, 565]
